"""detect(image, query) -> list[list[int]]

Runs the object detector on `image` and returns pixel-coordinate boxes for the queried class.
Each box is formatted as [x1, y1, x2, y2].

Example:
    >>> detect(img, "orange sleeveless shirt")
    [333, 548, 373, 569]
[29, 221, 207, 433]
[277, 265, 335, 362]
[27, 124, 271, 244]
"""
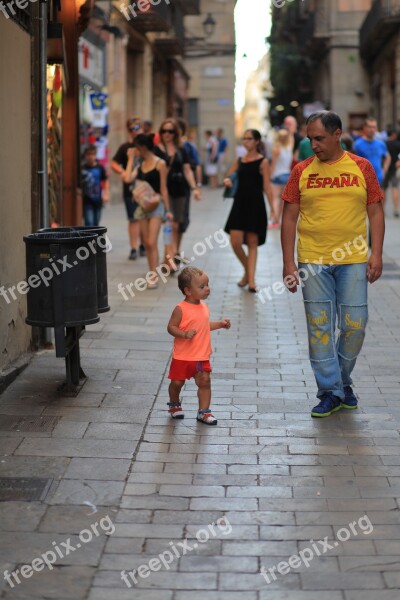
[173, 300, 212, 361]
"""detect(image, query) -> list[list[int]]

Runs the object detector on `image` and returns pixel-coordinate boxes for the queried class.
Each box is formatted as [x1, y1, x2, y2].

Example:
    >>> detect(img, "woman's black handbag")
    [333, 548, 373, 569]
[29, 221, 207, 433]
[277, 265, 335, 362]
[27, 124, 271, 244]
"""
[223, 159, 241, 199]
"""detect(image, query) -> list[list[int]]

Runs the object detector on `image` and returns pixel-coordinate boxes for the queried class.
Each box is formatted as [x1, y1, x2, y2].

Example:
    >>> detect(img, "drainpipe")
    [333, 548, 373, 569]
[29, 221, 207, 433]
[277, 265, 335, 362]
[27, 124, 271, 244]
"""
[39, 0, 49, 229]
[39, 1, 52, 346]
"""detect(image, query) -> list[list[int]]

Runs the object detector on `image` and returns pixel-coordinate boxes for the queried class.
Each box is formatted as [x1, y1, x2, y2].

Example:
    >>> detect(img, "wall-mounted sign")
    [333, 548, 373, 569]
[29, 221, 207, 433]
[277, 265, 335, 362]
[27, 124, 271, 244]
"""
[79, 38, 105, 89]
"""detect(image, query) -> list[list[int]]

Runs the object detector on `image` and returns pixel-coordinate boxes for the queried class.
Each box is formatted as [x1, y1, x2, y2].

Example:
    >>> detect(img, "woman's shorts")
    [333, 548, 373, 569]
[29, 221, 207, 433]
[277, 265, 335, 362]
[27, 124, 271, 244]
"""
[170, 196, 186, 223]
[134, 201, 166, 221]
[168, 358, 212, 381]
[271, 173, 290, 185]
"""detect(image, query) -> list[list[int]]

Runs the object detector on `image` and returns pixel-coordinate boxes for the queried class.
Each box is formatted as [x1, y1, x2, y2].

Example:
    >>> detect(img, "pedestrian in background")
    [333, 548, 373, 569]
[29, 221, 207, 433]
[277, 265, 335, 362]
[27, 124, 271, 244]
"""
[81, 145, 109, 227]
[384, 128, 400, 217]
[223, 129, 275, 292]
[216, 128, 229, 186]
[111, 117, 146, 260]
[281, 110, 385, 418]
[269, 128, 293, 229]
[177, 118, 202, 265]
[204, 130, 219, 188]
[354, 117, 391, 189]
[167, 267, 231, 425]
[155, 119, 201, 270]
[123, 134, 172, 289]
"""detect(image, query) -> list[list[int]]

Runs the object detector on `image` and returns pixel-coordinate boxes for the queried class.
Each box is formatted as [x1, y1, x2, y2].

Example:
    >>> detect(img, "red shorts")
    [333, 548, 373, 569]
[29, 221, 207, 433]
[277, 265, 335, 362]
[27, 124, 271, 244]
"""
[168, 359, 212, 381]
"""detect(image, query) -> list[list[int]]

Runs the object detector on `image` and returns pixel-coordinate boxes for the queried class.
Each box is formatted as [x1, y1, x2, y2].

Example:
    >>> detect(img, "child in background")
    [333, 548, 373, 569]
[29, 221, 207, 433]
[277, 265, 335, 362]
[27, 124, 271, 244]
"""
[81, 145, 109, 227]
[167, 267, 231, 425]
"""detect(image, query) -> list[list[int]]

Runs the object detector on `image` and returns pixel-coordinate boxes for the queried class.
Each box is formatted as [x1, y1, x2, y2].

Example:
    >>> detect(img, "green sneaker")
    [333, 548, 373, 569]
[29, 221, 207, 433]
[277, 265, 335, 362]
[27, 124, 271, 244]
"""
[311, 393, 342, 418]
[341, 386, 358, 410]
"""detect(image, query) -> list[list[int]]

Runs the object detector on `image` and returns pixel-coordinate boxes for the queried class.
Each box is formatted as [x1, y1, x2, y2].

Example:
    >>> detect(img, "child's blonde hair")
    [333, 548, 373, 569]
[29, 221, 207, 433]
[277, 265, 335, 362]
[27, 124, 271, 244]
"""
[178, 267, 204, 294]
[275, 128, 292, 147]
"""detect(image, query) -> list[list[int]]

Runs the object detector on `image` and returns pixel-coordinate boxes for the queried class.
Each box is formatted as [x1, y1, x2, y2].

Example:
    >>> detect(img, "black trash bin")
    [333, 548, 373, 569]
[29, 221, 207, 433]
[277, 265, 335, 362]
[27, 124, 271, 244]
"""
[24, 230, 99, 327]
[38, 226, 110, 313]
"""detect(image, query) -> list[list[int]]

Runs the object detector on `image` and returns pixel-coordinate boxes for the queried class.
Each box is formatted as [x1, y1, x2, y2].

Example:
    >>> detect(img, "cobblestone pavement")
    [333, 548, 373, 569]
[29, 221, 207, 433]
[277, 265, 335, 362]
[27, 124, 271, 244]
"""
[0, 189, 400, 600]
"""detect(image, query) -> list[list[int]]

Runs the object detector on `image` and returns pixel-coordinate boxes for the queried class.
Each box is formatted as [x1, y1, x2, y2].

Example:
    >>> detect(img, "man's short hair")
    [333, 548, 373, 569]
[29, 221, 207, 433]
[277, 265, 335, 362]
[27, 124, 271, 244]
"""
[306, 111, 342, 134]
[364, 117, 377, 127]
[178, 267, 204, 294]
[126, 117, 141, 130]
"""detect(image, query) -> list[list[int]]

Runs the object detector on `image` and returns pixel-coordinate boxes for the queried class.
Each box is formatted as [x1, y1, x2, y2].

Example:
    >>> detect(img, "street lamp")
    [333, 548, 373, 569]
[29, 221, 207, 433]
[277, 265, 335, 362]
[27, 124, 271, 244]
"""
[202, 13, 216, 38]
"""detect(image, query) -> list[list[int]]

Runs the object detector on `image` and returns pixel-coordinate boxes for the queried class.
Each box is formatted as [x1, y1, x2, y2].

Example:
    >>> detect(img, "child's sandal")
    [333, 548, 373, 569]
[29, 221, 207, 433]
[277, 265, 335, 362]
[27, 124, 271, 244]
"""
[168, 401, 185, 419]
[197, 409, 217, 426]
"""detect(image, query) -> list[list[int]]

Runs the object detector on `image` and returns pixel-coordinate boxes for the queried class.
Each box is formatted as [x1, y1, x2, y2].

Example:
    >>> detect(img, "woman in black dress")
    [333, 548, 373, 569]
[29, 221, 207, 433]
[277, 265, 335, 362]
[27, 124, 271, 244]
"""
[224, 129, 275, 292]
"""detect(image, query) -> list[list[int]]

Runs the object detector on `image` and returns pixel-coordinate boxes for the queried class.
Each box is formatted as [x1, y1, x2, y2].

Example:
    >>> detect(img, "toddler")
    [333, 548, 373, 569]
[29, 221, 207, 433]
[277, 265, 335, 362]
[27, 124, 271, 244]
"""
[167, 267, 231, 425]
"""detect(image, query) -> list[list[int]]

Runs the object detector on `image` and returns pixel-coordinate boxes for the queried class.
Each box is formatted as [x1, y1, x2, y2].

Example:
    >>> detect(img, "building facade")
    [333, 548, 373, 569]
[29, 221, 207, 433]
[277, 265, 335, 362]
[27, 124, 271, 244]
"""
[269, 0, 376, 128]
[360, 0, 400, 129]
[184, 0, 236, 163]
[241, 53, 271, 136]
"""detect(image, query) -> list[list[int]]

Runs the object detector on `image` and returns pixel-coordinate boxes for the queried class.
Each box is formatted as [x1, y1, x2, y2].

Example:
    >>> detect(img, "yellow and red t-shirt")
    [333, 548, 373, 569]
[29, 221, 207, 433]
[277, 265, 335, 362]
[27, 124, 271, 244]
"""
[282, 151, 383, 264]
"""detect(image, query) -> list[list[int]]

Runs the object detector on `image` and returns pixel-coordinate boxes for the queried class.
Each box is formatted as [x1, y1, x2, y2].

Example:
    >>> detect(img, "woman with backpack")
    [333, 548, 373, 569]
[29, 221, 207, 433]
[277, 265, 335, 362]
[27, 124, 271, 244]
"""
[155, 119, 201, 270]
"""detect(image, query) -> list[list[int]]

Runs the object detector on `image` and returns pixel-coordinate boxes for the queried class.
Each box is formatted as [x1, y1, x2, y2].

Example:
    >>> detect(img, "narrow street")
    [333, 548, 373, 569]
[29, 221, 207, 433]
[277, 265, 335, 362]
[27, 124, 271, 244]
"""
[0, 190, 400, 599]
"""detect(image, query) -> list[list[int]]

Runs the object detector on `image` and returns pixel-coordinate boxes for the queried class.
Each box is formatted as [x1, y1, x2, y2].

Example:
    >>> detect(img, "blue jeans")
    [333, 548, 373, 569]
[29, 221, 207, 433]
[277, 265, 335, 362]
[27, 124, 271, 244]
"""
[83, 201, 102, 227]
[298, 263, 368, 400]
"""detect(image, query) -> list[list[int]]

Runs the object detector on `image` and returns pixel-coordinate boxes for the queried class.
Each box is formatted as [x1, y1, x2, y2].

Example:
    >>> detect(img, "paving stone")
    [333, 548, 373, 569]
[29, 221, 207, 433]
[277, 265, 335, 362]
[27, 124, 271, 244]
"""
[339, 555, 400, 571]
[88, 587, 173, 599]
[64, 458, 131, 480]
[227, 486, 292, 498]
[259, 594, 344, 600]
[93, 570, 218, 589]
[144, 539, 222, 556]
[190, 498, 258, 511]
[175, 593, 257, 600]
[98, 552, 178, 571]
[344, 592, 400, 600]
[84, 423, 144, 440]
[39, 506, 118, 533]
[0, 532, 105, 565]
[300, 572, 384, 590]
[220, 571, 300, 590]
[121, 495, 189, 510]
[0, 502, 46, 531]
[49, 479, 125, 506]
[2, 566, 95, 598]
[223, 540, 298, 556]
[14, 438, 134, 458]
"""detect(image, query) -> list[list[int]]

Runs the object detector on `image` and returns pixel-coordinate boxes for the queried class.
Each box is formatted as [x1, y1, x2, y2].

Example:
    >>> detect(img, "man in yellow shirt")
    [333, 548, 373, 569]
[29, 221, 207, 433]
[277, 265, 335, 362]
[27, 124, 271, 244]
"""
[281, 111, 385, 417]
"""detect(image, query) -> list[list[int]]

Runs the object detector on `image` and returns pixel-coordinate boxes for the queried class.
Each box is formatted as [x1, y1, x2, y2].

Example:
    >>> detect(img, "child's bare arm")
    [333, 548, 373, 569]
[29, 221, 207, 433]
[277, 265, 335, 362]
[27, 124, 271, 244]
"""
[210, 319, 231, 331]
[167, 306, 196, 339]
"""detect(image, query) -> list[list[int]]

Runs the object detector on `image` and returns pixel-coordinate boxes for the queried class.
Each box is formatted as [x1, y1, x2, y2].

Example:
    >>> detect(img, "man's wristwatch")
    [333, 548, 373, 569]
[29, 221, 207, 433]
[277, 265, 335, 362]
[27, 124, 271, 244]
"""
[196, 183, 202, 188]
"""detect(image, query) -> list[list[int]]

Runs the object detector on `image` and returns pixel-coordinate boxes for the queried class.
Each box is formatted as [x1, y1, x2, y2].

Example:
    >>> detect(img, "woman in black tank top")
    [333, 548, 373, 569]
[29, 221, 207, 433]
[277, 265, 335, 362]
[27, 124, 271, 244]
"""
[123, 134, 172, 288]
